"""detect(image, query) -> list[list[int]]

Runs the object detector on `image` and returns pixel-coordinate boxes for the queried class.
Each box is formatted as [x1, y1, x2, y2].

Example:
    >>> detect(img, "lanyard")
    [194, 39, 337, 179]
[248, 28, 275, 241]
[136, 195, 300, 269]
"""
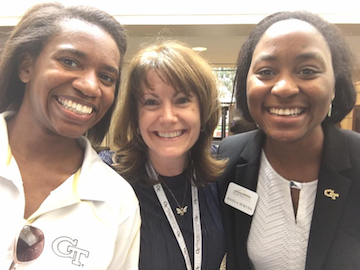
[146, 162, 202, 270]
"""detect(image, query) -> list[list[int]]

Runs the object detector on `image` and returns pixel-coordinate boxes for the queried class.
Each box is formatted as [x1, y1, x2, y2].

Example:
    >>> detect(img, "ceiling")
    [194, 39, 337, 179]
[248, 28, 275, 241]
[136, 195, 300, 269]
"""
[123, 24, 255, 66]
[1, 23, 360, 78]
[124, 24, 360, 79]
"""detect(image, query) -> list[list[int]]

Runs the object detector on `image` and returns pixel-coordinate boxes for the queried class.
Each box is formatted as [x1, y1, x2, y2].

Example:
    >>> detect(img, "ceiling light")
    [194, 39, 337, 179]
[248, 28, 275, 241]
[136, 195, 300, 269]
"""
[192, 47, 207, 52]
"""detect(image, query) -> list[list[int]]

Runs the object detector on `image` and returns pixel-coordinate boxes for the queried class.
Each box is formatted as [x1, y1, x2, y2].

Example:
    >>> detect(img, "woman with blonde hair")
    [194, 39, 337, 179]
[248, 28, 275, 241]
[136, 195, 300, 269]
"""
[101, 40, 227, 269]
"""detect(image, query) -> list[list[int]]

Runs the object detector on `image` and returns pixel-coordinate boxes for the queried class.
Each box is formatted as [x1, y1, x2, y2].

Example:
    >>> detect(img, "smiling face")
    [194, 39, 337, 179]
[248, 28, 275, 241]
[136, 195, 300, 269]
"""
[18, 19, 120, 139]
[138, 70, 201, 172]
[246, 19, 335, 145]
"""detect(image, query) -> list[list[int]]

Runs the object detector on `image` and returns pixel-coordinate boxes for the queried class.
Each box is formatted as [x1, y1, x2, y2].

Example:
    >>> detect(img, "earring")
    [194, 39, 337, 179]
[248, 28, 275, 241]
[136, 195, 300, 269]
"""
[136, 127, 141, 134]
[328, 102, 333, 118]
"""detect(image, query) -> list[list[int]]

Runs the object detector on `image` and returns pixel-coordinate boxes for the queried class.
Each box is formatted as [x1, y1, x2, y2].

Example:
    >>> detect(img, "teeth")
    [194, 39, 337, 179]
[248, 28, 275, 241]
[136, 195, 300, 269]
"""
[269, 108, 303, 116]
[57, 97, 93, 115]
[157, 131, 182, 138]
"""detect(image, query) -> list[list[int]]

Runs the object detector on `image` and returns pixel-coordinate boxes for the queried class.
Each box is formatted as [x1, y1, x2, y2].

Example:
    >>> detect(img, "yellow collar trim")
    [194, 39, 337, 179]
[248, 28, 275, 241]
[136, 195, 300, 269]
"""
[72, 167, 81, 196]
[6, 144, 12, 166]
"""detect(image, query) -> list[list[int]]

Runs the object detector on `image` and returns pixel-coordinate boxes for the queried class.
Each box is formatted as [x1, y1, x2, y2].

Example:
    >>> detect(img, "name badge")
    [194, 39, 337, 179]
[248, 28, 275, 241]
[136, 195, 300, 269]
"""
[224, 182, 258, 216]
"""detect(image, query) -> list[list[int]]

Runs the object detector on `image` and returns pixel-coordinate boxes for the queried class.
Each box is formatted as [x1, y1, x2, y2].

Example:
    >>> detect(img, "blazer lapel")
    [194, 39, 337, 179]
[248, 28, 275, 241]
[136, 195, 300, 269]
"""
[235, 130, 264, 189]
[305, 125, 352, 270]
[232, 130, 265, 268]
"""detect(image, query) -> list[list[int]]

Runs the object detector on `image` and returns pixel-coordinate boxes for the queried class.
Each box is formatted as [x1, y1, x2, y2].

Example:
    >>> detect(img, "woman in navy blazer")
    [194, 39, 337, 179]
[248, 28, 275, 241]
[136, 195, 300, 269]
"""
[217, 11, 360, 270]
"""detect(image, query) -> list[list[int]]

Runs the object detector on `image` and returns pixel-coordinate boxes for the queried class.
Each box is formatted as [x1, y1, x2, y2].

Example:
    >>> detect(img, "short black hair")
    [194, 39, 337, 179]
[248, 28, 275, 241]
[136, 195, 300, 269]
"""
[235, 10, 356, 125]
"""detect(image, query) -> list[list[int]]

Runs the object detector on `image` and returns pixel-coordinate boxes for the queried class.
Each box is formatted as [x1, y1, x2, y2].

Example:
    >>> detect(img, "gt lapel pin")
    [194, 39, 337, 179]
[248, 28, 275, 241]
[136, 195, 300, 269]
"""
[324, 189, 339, 200]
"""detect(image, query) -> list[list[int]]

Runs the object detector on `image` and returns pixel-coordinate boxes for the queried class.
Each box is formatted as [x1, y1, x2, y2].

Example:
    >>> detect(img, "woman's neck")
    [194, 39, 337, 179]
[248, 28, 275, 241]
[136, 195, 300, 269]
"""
[149, 153, 187, 177]
[263, 130, 324, 182]
[7, 112, 83, 170]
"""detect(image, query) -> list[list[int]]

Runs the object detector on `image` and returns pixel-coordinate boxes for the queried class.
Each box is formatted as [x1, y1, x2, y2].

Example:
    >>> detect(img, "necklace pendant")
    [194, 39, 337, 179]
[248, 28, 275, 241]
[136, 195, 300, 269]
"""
[176, 206, 188, 216]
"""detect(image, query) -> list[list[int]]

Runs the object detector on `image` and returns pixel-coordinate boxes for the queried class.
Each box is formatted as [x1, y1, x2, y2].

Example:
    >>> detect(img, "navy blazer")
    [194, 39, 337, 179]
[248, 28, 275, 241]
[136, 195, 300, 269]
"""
[217, 124, 360, 270]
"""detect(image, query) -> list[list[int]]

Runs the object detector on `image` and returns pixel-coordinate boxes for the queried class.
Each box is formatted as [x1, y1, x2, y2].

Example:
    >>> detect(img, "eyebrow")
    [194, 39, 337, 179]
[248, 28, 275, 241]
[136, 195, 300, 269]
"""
[253, 52, 327, 66]
[143, 91, 158, 97]
[142, 90, 187, 99]
[252, 54, 277, 65]
[295, 52, 327, 66]
[57, 46, 119, 76]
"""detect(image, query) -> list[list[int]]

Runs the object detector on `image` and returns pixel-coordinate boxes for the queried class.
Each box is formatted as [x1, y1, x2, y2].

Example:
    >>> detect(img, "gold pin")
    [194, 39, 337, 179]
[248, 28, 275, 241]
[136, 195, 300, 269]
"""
[324, 189, 339, 200]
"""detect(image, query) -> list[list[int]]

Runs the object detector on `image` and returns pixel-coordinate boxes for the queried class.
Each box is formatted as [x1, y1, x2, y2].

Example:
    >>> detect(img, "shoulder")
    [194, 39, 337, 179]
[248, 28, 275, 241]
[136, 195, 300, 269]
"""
[219, 130, 257, 149]
[324, 124, 360, 142]
[85, 156, 139, 222]
[218, 130, 259, 160]
[324, 125, 360, 160]
[322, 126, 360, 186]
[338, 128, 360, 163]
[84, 152, 136, 197]
[339, 128, 360, 143]
[78, 137, 138, 211]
